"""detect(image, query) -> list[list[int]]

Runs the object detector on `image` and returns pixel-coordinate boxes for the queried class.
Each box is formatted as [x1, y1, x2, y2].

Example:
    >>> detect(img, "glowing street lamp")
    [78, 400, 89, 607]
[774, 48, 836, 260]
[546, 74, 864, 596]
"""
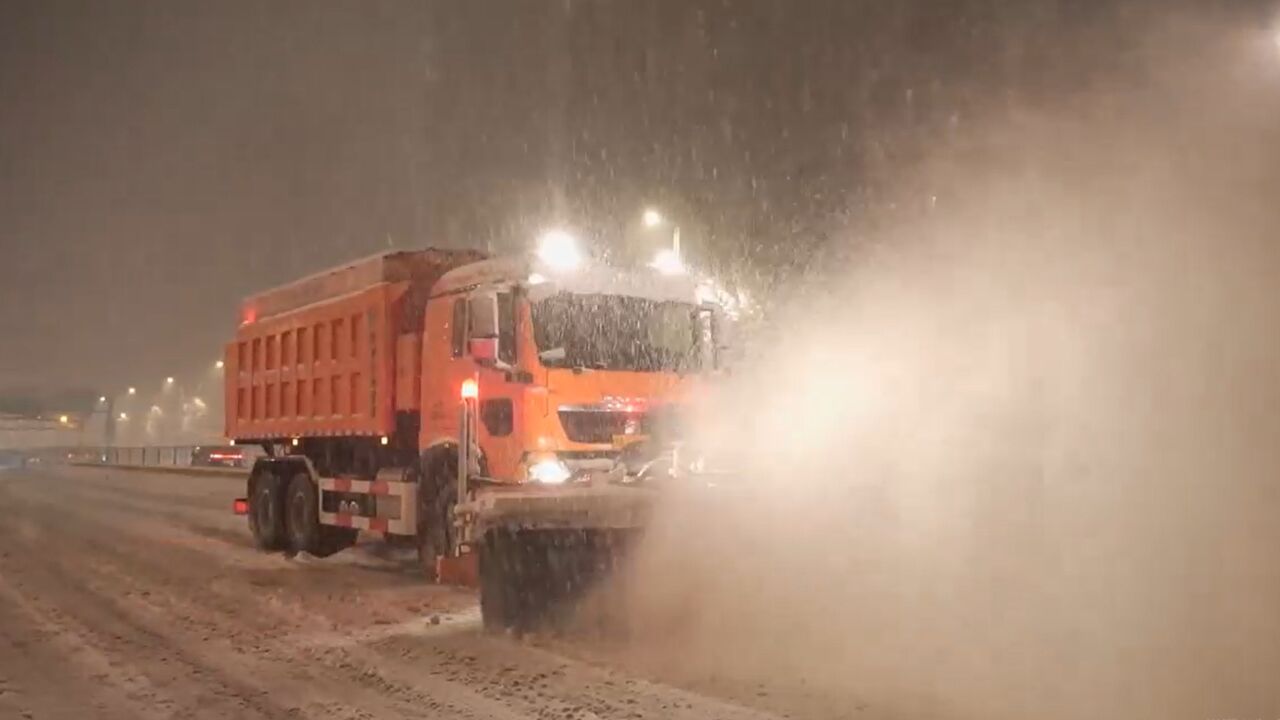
[642, 208, 664, 228]
[215, 360, 225, 370]
[118, 412, 129, 421]
[58, 415, 69, 425]
[536, 230, 582, 271]
[165, 377, 175, 385]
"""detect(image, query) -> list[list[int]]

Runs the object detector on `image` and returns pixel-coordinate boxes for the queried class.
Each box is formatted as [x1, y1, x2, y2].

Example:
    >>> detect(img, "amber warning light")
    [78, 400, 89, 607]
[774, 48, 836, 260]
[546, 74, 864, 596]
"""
[460, 378, 479, 400]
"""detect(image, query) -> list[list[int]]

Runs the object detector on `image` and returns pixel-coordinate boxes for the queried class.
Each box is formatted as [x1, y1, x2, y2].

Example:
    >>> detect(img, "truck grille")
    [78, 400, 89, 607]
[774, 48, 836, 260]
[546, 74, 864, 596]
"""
[558, 410, 647, 444]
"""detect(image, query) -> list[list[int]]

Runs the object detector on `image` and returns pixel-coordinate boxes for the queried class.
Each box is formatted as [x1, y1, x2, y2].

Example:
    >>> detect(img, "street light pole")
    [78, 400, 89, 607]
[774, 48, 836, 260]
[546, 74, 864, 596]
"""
[644, 207, 682, 258]
[104, 396, 116, 447]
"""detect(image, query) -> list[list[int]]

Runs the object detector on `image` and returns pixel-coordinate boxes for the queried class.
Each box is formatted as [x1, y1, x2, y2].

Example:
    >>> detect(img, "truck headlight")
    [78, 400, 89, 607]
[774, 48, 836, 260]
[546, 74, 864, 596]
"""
[527, 456, 572, 485]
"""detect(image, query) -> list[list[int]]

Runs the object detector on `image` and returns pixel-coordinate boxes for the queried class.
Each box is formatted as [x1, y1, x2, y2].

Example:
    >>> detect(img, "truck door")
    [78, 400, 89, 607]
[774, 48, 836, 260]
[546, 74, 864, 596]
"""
[430, 286, 524, 481]
[473, 290, 524, 480]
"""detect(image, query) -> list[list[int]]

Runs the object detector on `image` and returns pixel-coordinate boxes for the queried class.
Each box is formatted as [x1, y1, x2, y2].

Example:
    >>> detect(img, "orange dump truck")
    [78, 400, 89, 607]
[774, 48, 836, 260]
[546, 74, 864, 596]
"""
[226, 246, 723, 629]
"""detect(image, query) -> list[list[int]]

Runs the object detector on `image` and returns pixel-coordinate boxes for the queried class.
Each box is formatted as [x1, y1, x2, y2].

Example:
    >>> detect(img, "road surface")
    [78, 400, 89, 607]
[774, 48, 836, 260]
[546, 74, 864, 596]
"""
[0, 465, 828, 720]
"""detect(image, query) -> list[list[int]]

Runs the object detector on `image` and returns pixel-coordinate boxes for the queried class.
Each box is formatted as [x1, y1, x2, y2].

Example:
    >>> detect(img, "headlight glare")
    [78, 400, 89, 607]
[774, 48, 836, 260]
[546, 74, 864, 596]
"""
[527, 457, 572, 485]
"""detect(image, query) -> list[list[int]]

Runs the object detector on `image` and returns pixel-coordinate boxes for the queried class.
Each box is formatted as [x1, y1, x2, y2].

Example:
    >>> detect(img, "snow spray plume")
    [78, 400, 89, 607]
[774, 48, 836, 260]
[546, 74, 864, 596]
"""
[612, 13, 1280, 720]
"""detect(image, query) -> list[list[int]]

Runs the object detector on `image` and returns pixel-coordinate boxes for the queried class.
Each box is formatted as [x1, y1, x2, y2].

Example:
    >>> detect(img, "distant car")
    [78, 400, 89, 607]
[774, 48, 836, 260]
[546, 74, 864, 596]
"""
[191, 446, 245, 468]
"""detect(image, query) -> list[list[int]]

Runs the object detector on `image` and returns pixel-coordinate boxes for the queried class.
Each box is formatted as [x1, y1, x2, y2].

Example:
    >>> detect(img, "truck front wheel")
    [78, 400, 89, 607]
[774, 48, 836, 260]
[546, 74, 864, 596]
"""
[416, 451, 457, 581]
[479, 529, 515, 632]
[248, 471, 286, 551]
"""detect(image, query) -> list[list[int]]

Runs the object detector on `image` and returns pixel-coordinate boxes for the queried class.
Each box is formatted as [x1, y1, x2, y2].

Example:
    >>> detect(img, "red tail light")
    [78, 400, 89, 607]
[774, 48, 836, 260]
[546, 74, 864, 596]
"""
[232, 498, 249, 515]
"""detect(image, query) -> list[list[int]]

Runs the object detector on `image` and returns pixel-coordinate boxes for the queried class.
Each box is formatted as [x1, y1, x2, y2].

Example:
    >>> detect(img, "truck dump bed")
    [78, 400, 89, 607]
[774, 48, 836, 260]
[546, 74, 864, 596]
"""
[224, 248, 484, 442]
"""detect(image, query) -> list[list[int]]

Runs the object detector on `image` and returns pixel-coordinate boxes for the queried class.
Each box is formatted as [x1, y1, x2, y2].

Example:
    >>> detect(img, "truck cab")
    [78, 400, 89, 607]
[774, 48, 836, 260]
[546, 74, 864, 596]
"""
[419, 254, 719, 487]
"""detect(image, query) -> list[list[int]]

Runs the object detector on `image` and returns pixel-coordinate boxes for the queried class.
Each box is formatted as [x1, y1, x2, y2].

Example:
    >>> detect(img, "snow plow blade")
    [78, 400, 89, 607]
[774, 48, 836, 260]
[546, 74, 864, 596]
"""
[457, 483, 657, 634]
[458, 483, 656, 537]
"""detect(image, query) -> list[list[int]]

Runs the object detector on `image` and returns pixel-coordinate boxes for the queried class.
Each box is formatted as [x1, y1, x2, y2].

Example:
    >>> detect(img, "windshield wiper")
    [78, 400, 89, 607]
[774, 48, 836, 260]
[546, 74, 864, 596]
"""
[569, 360, 609, 373]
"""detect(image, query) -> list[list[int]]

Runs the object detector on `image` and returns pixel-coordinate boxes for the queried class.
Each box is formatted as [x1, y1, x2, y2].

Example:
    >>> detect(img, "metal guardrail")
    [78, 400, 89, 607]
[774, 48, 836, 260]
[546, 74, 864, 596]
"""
[106, 446, 196, 467]
[76, 445, 261, 469]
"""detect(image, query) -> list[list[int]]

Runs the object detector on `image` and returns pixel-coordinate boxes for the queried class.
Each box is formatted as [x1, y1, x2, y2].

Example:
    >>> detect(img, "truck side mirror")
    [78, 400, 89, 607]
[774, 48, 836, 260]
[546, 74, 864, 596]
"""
[469, 294, 499, 339]
[698, 308, 717, 370]
[468, 293, 502, 365]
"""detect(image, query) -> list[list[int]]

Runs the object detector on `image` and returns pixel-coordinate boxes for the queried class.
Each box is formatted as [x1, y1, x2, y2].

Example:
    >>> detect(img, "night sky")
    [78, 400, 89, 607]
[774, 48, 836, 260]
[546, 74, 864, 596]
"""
[0, 0, 1270, 405]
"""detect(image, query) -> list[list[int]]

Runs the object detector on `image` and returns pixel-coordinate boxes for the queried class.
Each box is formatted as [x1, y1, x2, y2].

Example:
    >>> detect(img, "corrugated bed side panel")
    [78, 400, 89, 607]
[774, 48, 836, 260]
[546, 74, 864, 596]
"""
[395, 333, 422, 412]
[227, 283, 404, 441]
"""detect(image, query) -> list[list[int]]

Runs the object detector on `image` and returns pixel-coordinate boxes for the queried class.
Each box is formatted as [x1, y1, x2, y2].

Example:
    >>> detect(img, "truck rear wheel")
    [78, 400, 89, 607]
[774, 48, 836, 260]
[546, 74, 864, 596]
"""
[286, 471, 356, 558]
[248, 471, 286, 551]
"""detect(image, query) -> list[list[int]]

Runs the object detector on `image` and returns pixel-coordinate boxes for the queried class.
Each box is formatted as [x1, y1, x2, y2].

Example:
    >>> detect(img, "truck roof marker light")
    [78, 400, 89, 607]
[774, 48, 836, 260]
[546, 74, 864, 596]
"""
[460, 378, 479, 400]
[536, 229, 581, 271]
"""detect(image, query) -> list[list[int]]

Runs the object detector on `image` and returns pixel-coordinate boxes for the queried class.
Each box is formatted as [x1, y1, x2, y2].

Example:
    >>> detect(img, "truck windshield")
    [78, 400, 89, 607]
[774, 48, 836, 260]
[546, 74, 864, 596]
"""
[531, 292, 703, 373]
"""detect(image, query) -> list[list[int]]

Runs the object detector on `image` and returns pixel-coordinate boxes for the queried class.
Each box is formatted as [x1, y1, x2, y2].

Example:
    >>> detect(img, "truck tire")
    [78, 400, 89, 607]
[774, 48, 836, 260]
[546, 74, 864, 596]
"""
[248, 470, 286, 551]
[479, 529, 515, 632]
[416, 451, 458, 581]
[285, 471, 356, 558]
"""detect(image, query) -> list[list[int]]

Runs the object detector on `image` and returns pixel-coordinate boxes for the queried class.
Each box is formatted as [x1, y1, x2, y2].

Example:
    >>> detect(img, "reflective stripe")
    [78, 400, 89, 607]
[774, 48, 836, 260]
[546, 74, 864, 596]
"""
[320, 510, 413, 535]
[318, 477, 397, 496]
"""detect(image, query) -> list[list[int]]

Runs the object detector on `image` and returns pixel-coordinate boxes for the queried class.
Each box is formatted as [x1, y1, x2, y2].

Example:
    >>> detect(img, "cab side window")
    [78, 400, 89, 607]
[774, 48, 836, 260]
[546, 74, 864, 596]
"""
[451, 299, 466, 357]
[497, 292, 516, 365]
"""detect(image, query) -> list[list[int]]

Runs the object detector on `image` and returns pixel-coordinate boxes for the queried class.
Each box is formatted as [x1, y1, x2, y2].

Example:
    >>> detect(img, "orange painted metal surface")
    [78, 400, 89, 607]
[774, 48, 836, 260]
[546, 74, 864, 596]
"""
[436, 553, 479, 587]
[224, 282, 403, 441]
[394, 333, 422, 412]
[225, 250, 482, 442]
[417, 297, 698, 482]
